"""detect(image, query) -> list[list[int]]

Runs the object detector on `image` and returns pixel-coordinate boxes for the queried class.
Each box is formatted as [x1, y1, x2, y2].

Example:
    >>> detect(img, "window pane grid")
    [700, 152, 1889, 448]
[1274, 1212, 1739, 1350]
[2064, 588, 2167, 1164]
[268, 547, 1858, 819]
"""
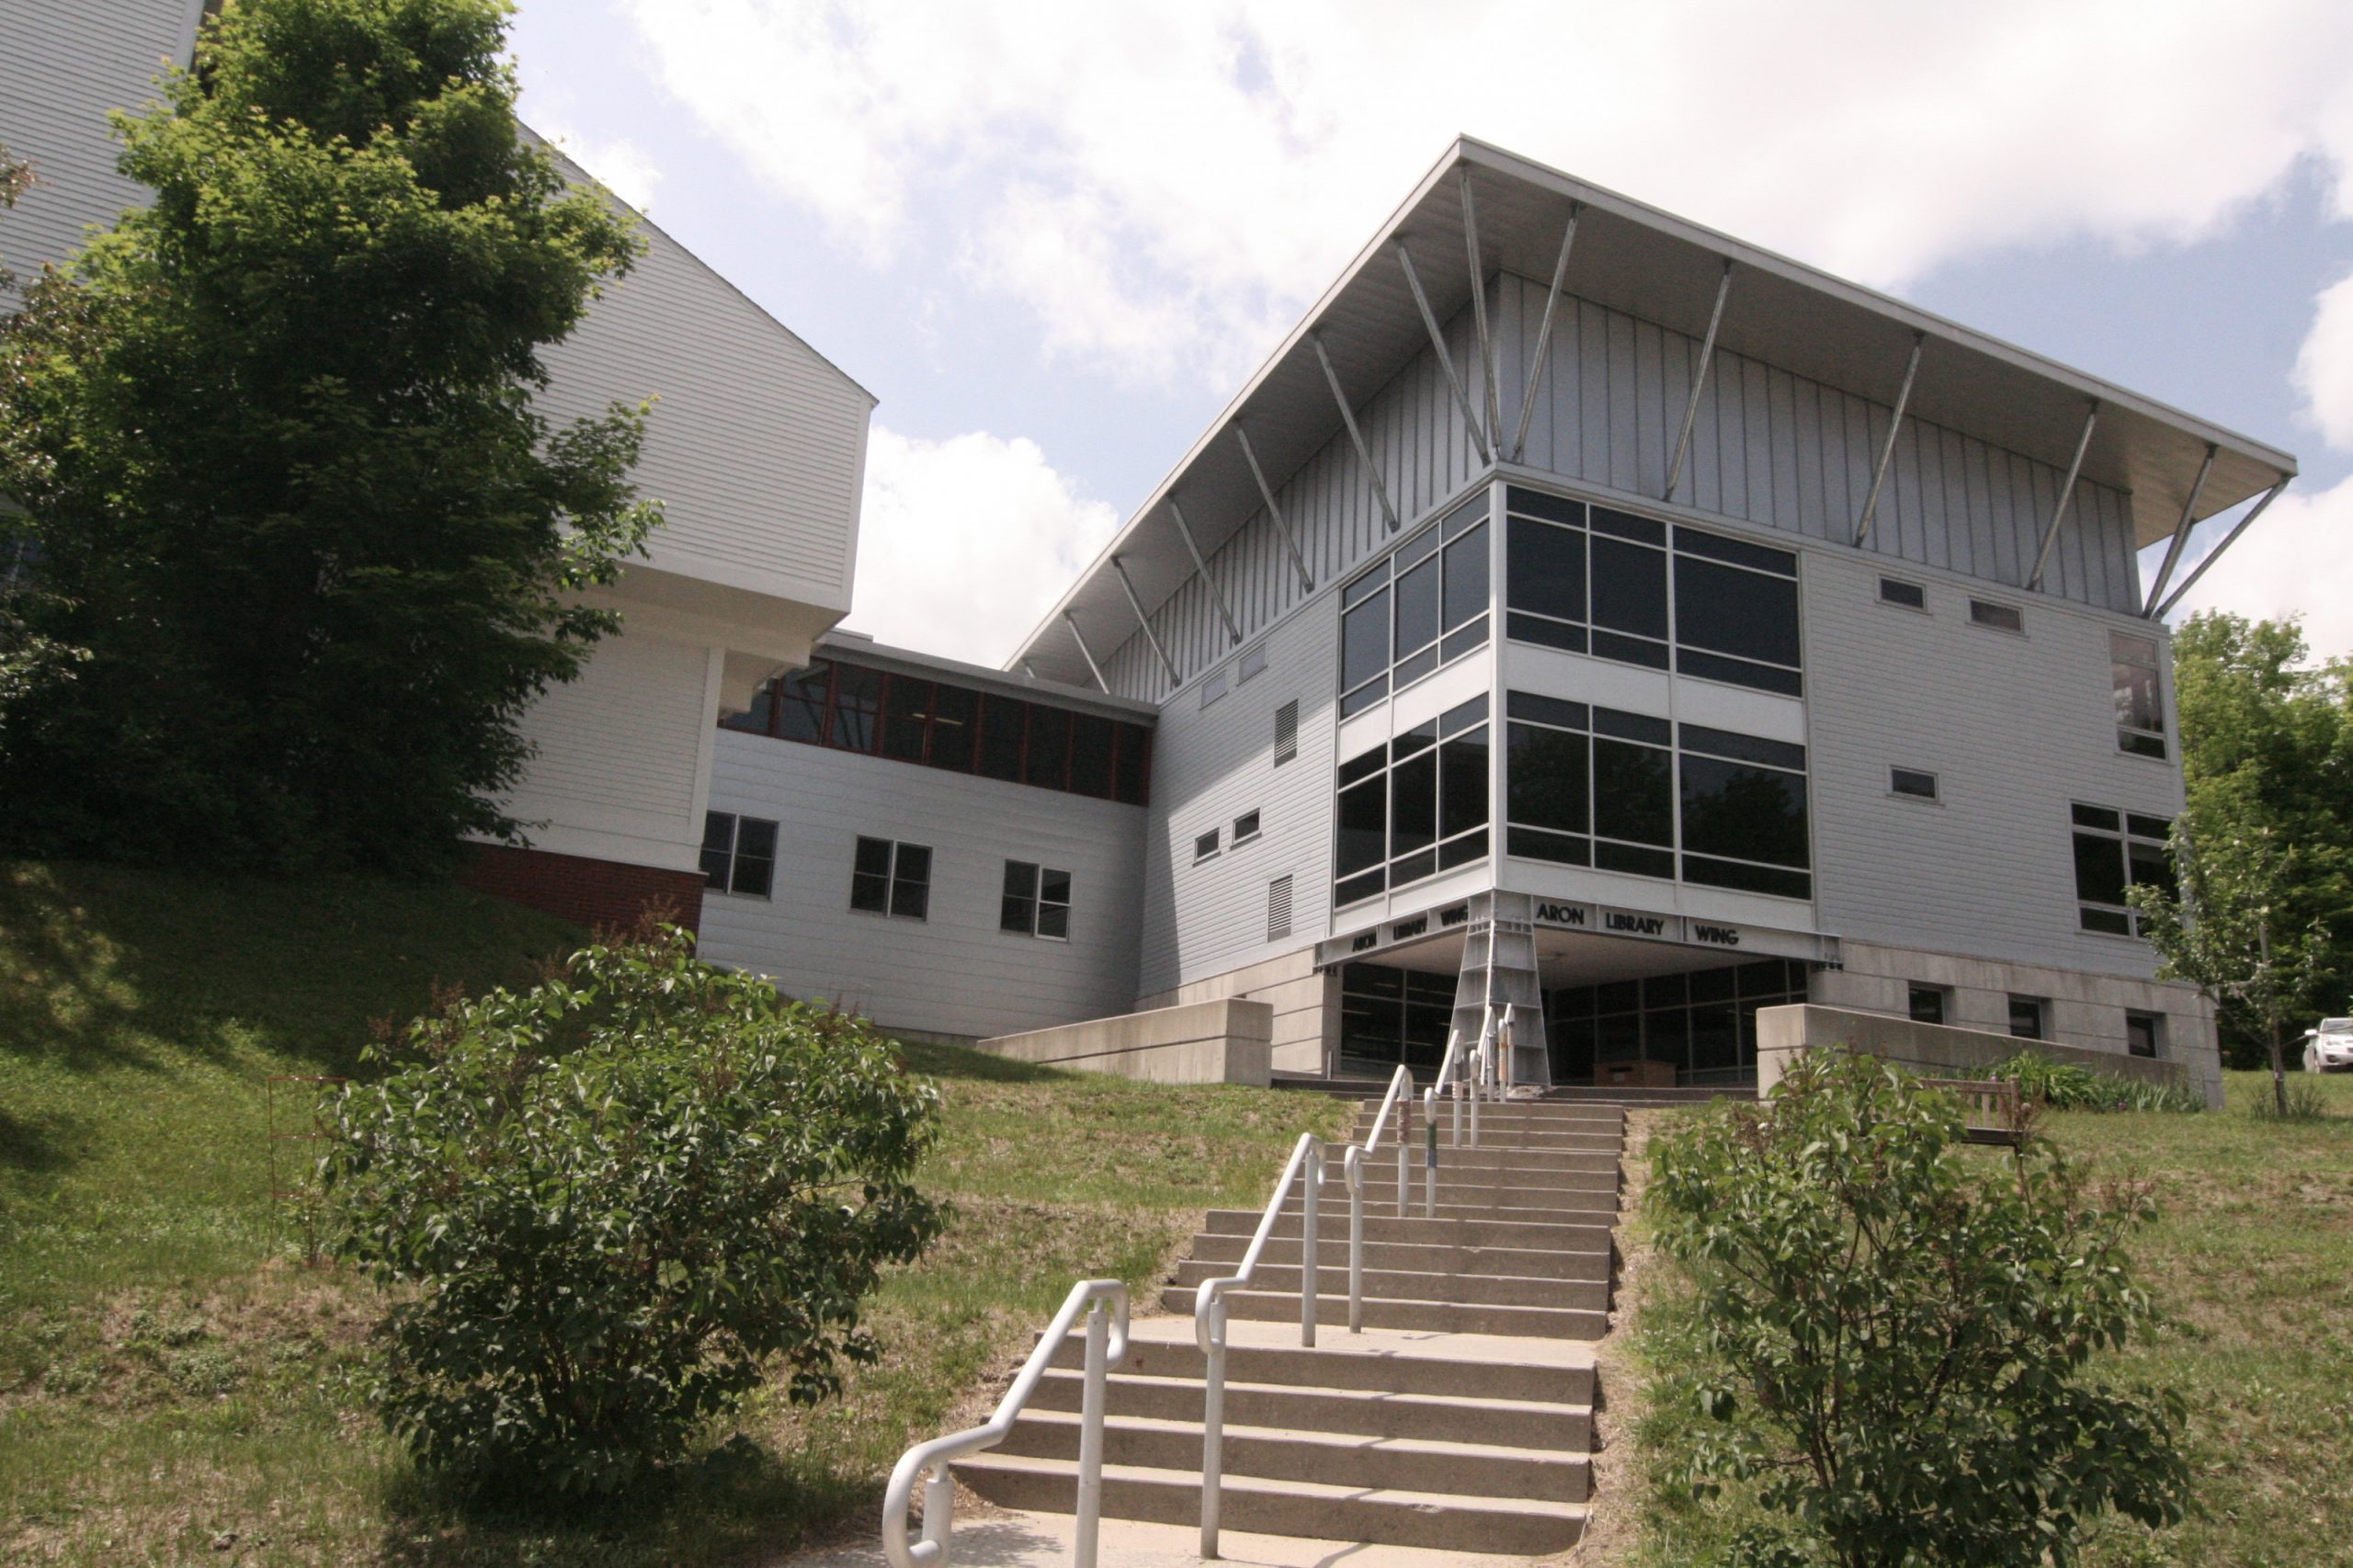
[2071, 801, 2171, 936]
[1336, 492, 1493, 722]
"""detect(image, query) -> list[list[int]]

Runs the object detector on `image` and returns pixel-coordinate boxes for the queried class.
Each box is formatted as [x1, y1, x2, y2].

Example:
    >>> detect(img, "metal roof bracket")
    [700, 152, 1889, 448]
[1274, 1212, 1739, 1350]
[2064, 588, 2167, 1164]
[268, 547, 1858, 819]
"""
[1312, 334, 1403, 533]
[2028, 402, 2100, 592]
[1663, 259, 1733, 504]
[1110, 555, 1180, 687]
[1394, 241, 1494, 464]
[2154, 477, 2288, 620]
[1509, 203, 1581, 463]
[1853, 333, 1925, 548]
[2141, 443, 2216, 614]
[1460, 169, 1502, 452]
[1236, 426, 1317, 594]
[1167, 498, 1244, 645]
[1063, 611, 1108, 693]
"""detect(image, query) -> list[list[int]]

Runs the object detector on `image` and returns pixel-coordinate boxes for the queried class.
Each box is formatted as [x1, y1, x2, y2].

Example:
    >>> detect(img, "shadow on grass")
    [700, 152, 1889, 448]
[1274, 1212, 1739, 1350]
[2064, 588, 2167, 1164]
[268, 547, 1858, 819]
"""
[376, 1434, 867, 1568]
[892, 1035, 1070, 1085]
[0, 1102, 87, 1176]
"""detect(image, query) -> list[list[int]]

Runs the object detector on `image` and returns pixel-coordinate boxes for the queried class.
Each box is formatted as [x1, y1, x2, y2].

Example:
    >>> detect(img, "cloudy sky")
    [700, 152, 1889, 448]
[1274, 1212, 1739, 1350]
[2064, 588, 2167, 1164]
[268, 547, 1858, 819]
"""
[510, 0, 2353, 666]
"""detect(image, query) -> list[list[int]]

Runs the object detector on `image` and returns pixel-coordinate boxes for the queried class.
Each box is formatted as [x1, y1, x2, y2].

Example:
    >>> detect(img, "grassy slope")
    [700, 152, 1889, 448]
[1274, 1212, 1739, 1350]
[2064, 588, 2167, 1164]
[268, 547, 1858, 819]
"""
[0, 862, 1348, 1566]
[1620, 1072, 2353, 1568]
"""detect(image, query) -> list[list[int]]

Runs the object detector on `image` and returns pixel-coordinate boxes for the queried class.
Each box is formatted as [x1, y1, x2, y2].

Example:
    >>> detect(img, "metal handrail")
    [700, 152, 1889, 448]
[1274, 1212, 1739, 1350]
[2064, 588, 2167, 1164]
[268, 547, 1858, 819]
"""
[1194, 1131, 1327, 1559]
[884, 1278, 1131, 1568]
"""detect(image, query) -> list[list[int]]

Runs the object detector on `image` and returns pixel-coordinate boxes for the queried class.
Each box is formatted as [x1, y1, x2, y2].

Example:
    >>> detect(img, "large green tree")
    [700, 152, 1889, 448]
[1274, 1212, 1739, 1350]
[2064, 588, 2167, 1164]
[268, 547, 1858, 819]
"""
[0, 0, 658, 872]
[2159, 612, 2353, 1064]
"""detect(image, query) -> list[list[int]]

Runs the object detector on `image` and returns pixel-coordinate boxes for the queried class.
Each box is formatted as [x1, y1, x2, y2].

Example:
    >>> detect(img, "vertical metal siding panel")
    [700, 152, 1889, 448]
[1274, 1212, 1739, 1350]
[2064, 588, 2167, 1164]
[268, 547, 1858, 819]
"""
[1916, 424, 1951, 573]
[1822, 386, 1855, 532]
[1716, 349, 1751, 522]
[1607, 308, 1641, 493]
[1964, 438, 2001, 583]
[1893, 423, 1927, 568]
[1791, 381, 1828, 540]
[1551, 288, 1582, 480]
[1636, 318, 1671, 499]
[1847, 399, 1883, 548]
[1767, 368, 1802, 531]
[1580, 301, 1612, 493]
[1940, 429, 1975, 579]
[1742, 358, 1777, 527]
[1689, 343, 1722, 516]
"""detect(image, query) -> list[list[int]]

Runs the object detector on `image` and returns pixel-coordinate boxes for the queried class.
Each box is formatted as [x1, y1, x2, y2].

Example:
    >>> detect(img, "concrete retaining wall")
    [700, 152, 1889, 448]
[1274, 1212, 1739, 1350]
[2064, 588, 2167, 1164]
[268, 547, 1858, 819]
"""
[975, 999, 1274, 1086]
[1756, 1004, 2222, 1108]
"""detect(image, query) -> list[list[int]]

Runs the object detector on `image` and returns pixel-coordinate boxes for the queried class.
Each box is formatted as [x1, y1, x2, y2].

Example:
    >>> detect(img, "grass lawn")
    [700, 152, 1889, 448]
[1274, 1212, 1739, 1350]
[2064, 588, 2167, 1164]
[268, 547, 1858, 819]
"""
[0, 861, 1347, 1565]
[1618, 1069, 2353, 1568]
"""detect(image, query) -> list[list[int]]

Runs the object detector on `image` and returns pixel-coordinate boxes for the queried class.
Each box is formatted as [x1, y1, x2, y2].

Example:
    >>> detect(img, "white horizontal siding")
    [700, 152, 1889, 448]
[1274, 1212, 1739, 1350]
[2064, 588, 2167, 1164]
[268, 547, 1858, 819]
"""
[0, 0, 198, 301]
[1136, 601, 1340, 995]
[502, 631, 715, 868]
[1803, 548, 2181, 977]
[699, 731, 1147, 1040]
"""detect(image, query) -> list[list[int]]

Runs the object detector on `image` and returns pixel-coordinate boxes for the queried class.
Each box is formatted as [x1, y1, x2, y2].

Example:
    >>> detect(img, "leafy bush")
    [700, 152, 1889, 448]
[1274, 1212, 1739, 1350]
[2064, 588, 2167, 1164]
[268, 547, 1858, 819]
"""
[1646, 1049, 2188, 1568]
[325, 923, 946, 1494]
[1990, 1050, 2202, 1114]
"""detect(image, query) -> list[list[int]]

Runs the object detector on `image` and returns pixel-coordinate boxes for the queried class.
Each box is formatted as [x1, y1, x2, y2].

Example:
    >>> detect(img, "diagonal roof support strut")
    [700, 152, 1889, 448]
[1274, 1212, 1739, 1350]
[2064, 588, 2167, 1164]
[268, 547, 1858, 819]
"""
[1311, 334, 1402, 534]
[1853, 333, 1925, 548]
[1460, 169, 1502, 453]
[1109, 554, 1180, 687]
[2028, 401, 2100, 592]
[2141, 443, 2216, 614]
[1166, 498, 1243, 645]
[1510, 203, 1581, 463]
[2154, 478, 2289, 620]
[1395, 241, 1493, 463]
[1062, 611, 1108, 693]
[1236, 426, 1316, 593]
[1663, 259, 1733, 503]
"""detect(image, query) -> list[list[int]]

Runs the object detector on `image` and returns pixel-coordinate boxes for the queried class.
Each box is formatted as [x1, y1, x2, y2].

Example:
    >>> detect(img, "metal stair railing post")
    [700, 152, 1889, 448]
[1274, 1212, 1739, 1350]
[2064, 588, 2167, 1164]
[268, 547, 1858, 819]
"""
[1195, 1131, 1327, 1560]
[1344, 1063, 1414, 1332]
[1419, 1086, 1438, 1217]
[883, 1278, 1131, 1568]
[1432, 1026, 1466, 1145]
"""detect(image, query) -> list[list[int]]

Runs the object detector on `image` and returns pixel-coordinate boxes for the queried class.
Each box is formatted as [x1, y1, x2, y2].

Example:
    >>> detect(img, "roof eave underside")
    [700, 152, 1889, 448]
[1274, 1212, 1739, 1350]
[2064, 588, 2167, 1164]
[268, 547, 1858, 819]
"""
[1009, 137, 2296, 686]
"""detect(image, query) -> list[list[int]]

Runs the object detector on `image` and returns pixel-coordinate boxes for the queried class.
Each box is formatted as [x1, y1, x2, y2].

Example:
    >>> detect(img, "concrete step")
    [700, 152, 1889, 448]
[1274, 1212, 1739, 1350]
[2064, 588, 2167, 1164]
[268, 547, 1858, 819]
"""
[1358, 1102, 1625, 1126]
[1340, 1166, 1621, 1198]
[1040, 1330, 1597, 1405]
[1207, 1207, 1616, 1254]
[1188, 1231, 1611, 1281]
[1170, 1259, 1610, 1312]
[994, 1409, 1590, 1503]
[1279, 1191, 1620, 1222]
[1163, 1283, 1610, 1340]
[1337, 1144, 1623, 1174]
[1025, 1366, 1593, 1449]
[1357, 1125, 1624, 1151]
[1541, 1085, 1748, 1104]
[951, 1453, 1587, 1553]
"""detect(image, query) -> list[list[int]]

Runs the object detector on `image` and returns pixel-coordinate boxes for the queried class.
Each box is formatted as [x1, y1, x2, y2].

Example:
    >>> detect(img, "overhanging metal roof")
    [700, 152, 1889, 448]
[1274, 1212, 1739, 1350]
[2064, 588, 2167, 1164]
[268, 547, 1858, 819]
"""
[1008, 137, 2297, 687]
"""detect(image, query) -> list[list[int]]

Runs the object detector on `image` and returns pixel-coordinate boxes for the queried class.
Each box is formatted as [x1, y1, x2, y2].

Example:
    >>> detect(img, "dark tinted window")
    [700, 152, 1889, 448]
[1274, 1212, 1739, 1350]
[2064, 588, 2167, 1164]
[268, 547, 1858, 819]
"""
[890, 844, 931, 920]
[850, 835, 892, 912]
[1440, 726, 1490, 840]
[977, 697, 1026, 781]
[1001, 859, 1039, 933]
[731, 818, 777, 897]
[1025, 706, 1069, 790]
[1442, 526, 1488, 630]
[1112, 722, 1150, 804]
[1881, 577, 1926, 609]
[776, 665, 829, 743]
[1390, 749, 1438, 858]
[1336, 777, 1385, 878]
[929, 685, 978, 771]
[882, 676, 932, 762]
[1507, 723, 1588, 834]
[1589, 535, 1668, 641]
[1680, 756, 1809, 868]
[1593, 737, 1672, 846]
[832, 665, 883, 752]
[1971, 599, 2024, 633]
[700, 812, 734, 890]
[1908, 984, 1947, 1025]
[1508, 517, 1585, 624]
[1673, 558, 1801, 668]
[1341, 589, 1389, 693]
[1394, 554, 1440, 657]
[1069, 712, 1115, 798]
[1891, 767, 1938, 799]
[1506, 486, 1583, 525]
[2074, 831, 2129, 908]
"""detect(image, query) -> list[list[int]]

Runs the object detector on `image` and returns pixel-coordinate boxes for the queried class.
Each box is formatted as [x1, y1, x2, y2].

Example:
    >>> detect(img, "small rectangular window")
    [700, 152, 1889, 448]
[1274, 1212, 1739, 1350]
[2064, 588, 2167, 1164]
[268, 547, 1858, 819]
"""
[1267, 874, 1293, 942]
[2125, 1010, 2160, 1059]
[1037, 869, 1071, 939]
[1000, 860, 1039, 934]
[1233, 809, 1261, 844]
[1890, 767, 1938, 801]
[2008, 994, 2045, 1041]
[852, 835, 929, 920]
[1238, 644, 1267, 683]
[1194, 828, 1221, 862]
[1880, 577, 1926, 609]
[1200, 668, 1228, 709]
[1907, 984, 1948, 1026]
[1274, 699, 1298, 765]
[1970, 599, 2024, 633]
[2111, 631, 2165, 758]
[701, 812, 778, 897]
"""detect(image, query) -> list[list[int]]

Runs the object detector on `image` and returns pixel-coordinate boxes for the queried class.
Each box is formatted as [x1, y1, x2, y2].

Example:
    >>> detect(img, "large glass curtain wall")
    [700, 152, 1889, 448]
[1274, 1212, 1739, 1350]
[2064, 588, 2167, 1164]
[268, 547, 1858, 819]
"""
[1338, 962, 1456, 1072]
[1339, 492, 1493, 718]
[1335, 696, 1492, 908]
[1549, 959, 1811, 1085]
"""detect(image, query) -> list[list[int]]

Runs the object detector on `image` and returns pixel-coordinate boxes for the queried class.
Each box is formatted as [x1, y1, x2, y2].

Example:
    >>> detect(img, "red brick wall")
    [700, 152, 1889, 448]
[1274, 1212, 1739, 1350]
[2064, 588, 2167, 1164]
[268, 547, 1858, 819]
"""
[462, 844, 708, 937]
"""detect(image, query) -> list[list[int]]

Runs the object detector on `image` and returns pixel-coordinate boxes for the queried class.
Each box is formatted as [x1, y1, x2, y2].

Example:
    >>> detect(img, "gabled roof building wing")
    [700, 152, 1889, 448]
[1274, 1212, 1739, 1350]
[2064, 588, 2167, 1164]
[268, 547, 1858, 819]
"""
[1011, 137, 2295, 698]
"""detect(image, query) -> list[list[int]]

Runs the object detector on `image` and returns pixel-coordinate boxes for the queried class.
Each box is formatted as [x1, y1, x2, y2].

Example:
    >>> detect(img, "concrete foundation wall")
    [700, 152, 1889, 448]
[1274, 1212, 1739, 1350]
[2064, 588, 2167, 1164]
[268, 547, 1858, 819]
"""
[975, 999, 1274, 1086]
[1757, 1003, 2222, 1108]
[1136, 949, 1335, 1076]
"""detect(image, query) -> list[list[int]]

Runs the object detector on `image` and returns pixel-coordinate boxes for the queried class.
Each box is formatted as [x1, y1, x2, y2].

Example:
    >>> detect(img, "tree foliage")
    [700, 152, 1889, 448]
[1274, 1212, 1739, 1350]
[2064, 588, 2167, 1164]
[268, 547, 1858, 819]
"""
[0, 0, 659, 871]
[2159, 612, 2353, 1063]
[324, 921, 947, 1495]
[1646, 1050, 2188, 1568]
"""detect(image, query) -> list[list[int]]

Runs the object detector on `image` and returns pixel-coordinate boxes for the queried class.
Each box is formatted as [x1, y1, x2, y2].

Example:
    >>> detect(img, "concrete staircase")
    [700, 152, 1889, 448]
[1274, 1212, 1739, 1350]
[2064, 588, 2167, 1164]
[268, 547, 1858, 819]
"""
[952, 1098, 1627, 1556]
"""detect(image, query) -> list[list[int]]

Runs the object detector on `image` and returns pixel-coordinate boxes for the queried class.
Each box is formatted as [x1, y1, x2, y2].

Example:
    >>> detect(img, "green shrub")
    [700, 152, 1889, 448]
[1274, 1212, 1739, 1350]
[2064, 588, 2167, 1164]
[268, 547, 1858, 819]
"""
[1647, 1049, 2188, 1568]
[2249, 1077, 2329, 1122]
[324, 923, 946, 1495]
[1989, 1050, 2202, 1114]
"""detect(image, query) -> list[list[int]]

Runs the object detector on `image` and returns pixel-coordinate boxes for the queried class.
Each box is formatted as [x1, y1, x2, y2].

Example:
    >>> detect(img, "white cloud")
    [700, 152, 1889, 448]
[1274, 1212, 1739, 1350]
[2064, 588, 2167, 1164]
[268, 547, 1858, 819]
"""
[535, 118, 664, 213]
[616, 0, 2353, 384]
[2295, 269, 2353, 449]
[844, 426, 1119, 665]
[2168, 476, 2353, 660]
